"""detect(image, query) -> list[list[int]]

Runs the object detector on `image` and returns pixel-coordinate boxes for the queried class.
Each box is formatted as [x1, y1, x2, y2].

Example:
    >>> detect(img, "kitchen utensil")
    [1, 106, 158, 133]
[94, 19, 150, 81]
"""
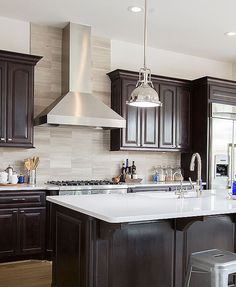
[24, 160, 31, 171]
[28, 170, 36, 185]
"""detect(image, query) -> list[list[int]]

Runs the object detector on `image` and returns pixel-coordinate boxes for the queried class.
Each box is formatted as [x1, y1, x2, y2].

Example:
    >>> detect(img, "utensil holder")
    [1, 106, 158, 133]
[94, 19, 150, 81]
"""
[28, 170, 36, 185]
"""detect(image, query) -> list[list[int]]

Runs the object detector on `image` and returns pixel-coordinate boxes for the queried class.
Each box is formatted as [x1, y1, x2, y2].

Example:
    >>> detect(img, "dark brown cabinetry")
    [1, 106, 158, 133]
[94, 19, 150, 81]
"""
[121, 79, 141, 148]
[181, 76, 236, 185]
[108, 69, 191, 152]
[159, 84, 176, 148]
[19, 208, 45, 255]
[0, 191, 46, 262]
[0, 61, 7, 142]
[176, 86, 191, 149]
[0, 50, 41, 148]
[0, 209, 18, 258]
[51, 204, 236, 287]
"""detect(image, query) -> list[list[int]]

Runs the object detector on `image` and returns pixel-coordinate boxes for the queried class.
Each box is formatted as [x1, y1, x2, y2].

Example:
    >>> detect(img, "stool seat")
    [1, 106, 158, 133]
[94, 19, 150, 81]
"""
[184, 249, 236, 287]
[191, 249, 236, 270]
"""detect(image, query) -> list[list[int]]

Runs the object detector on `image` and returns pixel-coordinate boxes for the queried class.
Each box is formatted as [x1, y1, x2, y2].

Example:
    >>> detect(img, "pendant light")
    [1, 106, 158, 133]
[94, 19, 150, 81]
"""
[127, 0, 162, 108]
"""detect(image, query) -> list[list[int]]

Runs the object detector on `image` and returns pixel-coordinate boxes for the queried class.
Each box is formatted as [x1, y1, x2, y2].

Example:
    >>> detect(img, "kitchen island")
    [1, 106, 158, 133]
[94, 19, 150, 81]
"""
[47, 190, 236, 287]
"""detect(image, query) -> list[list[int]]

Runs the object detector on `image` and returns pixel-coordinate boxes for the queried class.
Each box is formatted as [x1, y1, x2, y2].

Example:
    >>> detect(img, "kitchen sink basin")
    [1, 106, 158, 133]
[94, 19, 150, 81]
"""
[137, 191, 213, 199]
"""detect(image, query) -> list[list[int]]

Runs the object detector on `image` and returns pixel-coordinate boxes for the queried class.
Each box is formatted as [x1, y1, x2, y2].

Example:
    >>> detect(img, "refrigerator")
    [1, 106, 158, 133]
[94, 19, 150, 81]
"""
[210, 103, 236, 189]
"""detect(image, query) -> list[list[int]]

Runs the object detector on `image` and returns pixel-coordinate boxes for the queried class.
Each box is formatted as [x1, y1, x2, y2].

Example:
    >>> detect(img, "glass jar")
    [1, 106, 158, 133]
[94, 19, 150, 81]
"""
[173, 167, 183, 181]
[159, 166, 166, 182]
[165, 166, 173, 182]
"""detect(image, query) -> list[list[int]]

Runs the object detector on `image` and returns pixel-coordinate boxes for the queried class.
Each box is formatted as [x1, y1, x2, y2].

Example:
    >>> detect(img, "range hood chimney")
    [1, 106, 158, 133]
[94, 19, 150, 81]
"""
[34, 23, 126, 129]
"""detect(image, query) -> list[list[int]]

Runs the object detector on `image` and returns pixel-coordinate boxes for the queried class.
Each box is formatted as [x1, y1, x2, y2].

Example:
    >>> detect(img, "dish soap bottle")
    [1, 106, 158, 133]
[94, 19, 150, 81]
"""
[232, 175, 236, 195]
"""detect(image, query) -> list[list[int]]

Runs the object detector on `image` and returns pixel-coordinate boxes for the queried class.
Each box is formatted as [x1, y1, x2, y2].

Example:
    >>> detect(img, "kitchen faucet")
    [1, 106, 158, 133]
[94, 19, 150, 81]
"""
[173, 171, 187, 198]
[189, 153, 202, 197]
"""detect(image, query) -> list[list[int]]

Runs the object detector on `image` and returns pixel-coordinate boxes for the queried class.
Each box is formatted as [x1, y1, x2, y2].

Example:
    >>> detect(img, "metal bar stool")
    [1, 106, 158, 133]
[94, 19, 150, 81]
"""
[184, 249, 236, 287]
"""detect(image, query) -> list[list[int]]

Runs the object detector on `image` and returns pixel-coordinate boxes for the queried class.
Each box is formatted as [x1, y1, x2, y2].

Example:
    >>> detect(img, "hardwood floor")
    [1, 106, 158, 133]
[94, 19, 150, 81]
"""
[0, 260, 52, 287]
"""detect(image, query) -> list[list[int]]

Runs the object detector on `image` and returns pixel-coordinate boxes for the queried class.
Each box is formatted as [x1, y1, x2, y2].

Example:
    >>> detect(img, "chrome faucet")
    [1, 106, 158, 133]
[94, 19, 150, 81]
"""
[173, 171, 187, 198]
[189, 153, 202, 197]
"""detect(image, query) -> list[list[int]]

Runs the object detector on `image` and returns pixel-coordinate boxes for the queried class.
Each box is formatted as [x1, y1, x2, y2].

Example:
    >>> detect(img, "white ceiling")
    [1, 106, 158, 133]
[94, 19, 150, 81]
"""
[1, 0, 236, 62]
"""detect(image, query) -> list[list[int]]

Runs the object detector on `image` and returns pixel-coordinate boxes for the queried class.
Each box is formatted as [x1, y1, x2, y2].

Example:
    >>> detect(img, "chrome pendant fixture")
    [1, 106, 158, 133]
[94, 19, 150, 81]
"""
[127, 0, 162, 108]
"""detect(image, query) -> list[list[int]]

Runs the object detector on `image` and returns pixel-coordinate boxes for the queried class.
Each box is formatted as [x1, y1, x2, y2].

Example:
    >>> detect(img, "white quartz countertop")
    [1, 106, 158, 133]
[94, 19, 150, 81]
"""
[0, 184, 59, 191]
[47, 189, 235, 223]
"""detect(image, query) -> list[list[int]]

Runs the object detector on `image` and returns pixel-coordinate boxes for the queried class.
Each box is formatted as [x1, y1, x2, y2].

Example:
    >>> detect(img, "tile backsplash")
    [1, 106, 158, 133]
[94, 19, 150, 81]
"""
[0, 24, 180, 183]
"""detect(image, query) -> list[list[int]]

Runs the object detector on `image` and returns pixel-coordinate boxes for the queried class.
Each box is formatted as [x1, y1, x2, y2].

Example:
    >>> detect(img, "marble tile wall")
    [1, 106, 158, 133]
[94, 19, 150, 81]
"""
[0, 24, 180, 183]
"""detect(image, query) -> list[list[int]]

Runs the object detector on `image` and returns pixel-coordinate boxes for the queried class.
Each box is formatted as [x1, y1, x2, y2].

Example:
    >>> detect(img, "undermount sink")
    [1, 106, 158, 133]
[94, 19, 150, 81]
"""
[138, 191, 212, 199]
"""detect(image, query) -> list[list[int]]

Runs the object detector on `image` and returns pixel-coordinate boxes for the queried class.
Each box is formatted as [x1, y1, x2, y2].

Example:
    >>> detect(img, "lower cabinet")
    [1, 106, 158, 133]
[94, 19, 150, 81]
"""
[0, 208, 45, 261]
[51, 205, 236, 287]
[19, 208, 46, 255]
[0, 209, 18, 258]
[0, 191, 46, 262]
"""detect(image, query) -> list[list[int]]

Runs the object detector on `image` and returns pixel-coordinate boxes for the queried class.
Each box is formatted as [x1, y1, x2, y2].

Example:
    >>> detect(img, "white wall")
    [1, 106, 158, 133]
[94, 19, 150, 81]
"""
[111, 40, 233, 80]
[0, 17, 30, 54]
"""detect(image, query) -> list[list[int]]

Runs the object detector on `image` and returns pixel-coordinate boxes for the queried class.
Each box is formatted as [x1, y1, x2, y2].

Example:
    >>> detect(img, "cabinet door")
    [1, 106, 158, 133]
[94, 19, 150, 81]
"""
[141, 107, 159, 148]
[141, 82, 159, 148]
[19, 207, 45, 255]
[0, 61, 7, 144]
[7, 62, 33, 146]
[159, 85, 176, 148]
[176, 87, 191, 149]
[122, 79, 141, 147]
[0, 209, 18, 258]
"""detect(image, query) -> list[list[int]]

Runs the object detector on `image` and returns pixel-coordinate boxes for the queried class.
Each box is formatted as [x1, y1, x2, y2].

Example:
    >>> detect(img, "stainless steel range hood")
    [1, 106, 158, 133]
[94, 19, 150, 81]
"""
[34, 23, 126, 129]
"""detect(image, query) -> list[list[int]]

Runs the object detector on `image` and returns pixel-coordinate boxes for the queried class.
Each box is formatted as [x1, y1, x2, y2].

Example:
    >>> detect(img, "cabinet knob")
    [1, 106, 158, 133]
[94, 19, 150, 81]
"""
[0, 138, 5, 141]
[20, 210, 25, 213]
[8, 138, 12, 141]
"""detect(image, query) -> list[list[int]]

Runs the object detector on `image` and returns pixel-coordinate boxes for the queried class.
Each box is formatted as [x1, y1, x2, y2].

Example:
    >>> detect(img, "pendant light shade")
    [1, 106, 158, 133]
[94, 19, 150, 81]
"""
[127, 0, 162, 108]
[128, 68, 162, 107]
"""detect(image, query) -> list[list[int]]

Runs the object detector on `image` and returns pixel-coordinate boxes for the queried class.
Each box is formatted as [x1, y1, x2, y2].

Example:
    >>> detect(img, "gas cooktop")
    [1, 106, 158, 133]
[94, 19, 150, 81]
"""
[47, 180, 117, 187]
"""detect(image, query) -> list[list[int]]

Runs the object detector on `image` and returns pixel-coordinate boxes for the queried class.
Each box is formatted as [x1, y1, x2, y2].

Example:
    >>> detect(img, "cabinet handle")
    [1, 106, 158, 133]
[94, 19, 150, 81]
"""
[20, 210, 24, 213]
[8, 138, 12, 141]
[12, 198, 26, 201]
[0, 138, 5, 141]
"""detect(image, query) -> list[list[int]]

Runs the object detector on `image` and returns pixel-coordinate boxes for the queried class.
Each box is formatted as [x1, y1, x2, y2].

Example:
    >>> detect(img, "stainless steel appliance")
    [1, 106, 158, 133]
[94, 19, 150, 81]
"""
[210, 103, 236, 189]
[47, 180, 127, 195]
[34, 23, 126, 129]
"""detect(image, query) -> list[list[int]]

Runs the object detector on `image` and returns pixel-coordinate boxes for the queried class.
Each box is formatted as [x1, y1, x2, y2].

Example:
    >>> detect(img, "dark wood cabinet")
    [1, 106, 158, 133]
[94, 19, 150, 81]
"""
[19, 208, 45, 255]
[7, 63, 34, 145]
[0, 191, 46, 262]
[0, 209, 18, 258]
[51, 204, 236, 287]
[0, 61, 7, 143]
[122, 79, 141, 147]
[0, 50, 41, 148]
[181, 76, 236, 185]
[159, 85, 176, 148]
[108, 69, 191, 152]
[141, 107, 159, 147]
[176, 86, 191, 149]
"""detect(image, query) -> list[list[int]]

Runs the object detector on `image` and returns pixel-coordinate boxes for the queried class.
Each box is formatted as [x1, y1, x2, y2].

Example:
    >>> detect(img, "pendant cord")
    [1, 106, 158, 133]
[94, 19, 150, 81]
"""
[144, 0, 147, 70]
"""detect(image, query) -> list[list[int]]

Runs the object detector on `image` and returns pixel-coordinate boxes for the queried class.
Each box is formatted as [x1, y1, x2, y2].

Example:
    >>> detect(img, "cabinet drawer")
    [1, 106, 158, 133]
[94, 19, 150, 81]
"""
[0, 192, 46, 208]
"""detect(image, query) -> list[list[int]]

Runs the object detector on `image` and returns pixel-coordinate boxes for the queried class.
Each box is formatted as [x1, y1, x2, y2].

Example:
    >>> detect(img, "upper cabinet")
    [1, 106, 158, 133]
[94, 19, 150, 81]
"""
[0, 50, 41, 148]
[159, 84, 176, 148]
[108, 69, 191, 152]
